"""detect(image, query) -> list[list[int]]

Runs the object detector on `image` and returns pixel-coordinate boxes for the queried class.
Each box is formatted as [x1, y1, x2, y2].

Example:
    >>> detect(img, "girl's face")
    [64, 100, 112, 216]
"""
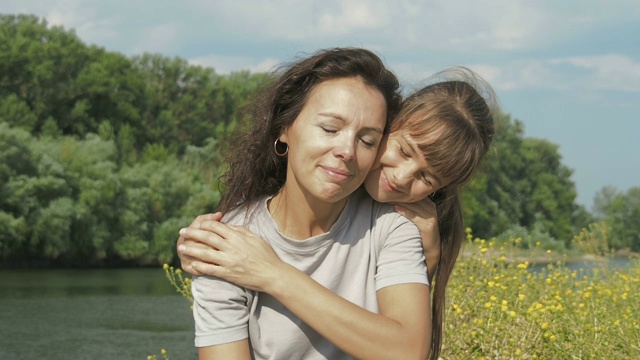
[364, 128, 449, 204]
[280, 77, 387, 206]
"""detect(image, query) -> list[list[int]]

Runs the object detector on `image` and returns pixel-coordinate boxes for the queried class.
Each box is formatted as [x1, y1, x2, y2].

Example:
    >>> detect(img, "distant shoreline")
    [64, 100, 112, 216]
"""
[460, 246, 639, 267]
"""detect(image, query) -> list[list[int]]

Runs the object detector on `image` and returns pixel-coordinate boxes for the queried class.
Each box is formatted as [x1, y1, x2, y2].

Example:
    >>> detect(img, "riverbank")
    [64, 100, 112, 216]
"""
[459, 241, 639, 266]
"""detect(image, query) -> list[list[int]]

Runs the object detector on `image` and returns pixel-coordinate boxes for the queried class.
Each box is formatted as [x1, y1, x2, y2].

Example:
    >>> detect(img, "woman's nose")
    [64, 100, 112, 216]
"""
[333, 139, 356, 160]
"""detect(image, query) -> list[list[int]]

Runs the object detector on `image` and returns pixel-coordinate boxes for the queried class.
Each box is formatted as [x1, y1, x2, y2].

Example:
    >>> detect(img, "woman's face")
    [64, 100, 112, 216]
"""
[280, 77, 387, 205]
[364, 128, 448, 204]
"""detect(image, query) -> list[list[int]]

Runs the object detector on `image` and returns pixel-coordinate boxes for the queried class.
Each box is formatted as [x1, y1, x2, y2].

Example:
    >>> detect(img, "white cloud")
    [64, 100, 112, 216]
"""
[1, 0, 123, 49]
[3, 0, 640, 94]
[317, 0, 388, 35]
[463, 61, 559, 91]
[186, 0, 551, 51]
[465, 54, 640, 93]
[190, 0, 389, 41]
[189, 55, 279, 74]
[4, 0, 640, 57]
[550, 55, 640, 92]
[132, 22, 181, 54]
[387, 61, 437, 93]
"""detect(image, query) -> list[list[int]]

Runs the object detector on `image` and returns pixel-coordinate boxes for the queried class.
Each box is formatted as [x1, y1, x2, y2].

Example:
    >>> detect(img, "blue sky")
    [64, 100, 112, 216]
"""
[2, 0, 638, 209]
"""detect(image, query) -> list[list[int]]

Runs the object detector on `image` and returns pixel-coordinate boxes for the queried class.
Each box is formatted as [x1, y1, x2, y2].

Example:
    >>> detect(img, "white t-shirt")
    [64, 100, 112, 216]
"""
[192, 188, 428, 360]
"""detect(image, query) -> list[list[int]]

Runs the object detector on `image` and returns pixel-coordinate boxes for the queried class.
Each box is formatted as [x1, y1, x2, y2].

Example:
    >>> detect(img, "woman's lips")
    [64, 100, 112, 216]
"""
[321, 165, 351, 182]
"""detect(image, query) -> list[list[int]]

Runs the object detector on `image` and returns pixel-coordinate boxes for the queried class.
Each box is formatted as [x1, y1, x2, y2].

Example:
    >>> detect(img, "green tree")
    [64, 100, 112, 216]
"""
[463, 114, 579, 245]
[593, 186, 640, 251]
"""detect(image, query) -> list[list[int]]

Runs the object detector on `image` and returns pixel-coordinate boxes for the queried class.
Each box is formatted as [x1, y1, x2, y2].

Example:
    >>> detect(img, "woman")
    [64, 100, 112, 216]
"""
[179, 55, 497, 359]
[185, 47, 431, 360]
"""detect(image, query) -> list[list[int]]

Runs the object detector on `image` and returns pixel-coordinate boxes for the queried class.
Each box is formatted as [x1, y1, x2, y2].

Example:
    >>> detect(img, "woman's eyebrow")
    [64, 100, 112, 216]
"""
[318, 112, 384, 134]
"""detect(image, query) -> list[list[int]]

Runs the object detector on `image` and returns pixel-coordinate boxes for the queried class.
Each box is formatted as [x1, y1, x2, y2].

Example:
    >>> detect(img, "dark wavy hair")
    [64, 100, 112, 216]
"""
[217, 47, 402, 213]
[390, 67, 498, 360]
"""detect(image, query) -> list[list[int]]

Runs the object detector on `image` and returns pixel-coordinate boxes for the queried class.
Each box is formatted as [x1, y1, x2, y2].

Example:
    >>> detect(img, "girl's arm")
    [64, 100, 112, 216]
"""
[178, 201, 441, 283]
[394, 198, 441, 284]
[180, 221, 431, 360]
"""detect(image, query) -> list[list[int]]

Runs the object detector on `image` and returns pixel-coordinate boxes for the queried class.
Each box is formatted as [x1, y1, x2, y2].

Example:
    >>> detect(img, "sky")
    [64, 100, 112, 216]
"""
[1, 0, 639, 209]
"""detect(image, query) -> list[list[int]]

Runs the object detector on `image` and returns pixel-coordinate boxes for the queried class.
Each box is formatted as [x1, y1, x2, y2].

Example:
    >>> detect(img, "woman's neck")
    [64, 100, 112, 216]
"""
[268, 188, 347, 240]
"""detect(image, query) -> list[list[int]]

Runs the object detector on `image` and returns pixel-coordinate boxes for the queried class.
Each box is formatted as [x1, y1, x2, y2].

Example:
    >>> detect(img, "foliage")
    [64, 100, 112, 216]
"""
[493, 214, 565, 252]
[462, 114, 579, 246]
[592, 186, 640, 251]
[572, 222, 612, 257]
[163, 263, 193, 304]
[442, 229, 640, 359]
[0, 14, 264, 267]
[146, 347, 170, 360]
[0, 122, 222, 265]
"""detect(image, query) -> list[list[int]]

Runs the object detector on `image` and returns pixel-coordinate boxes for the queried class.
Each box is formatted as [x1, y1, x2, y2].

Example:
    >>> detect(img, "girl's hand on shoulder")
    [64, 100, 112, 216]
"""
[178, 221, 284, 292]
[176, 212, 224, 276]
[394, 199, 440, 282]
[394, 199, 439, 252]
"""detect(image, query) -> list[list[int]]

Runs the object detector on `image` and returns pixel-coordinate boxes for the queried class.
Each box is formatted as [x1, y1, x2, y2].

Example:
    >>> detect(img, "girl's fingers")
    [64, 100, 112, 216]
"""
[396, 200, 436, 218]
[191, 261, 224, 278]
[197, 220, 244, 240]
[394, 204, 413, 219]
[180, 253, 205, 276]
[179, 241, 224, 265]
[190, 212, 224, 228]
[180, 227, 226, 249]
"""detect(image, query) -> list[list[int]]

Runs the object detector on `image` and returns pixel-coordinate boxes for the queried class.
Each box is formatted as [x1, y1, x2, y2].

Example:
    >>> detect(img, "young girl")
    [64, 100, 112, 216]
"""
[179, 61, 497, 359]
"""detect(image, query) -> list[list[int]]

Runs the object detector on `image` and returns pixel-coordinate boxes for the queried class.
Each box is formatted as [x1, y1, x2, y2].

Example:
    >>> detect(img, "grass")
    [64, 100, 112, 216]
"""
[442, 227, 639, 359]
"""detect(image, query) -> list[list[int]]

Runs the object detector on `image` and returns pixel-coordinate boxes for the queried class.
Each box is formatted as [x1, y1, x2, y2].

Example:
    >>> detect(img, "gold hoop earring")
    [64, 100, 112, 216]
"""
[274, 138, 288, 157]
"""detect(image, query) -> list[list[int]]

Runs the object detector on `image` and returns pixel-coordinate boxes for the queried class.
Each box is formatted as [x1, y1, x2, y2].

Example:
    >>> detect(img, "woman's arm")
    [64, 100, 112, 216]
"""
[268, 264, 431, 360]
[394, 199, 441, 284]
[198, 340, 251, 360]
[180, 221, 431, 360]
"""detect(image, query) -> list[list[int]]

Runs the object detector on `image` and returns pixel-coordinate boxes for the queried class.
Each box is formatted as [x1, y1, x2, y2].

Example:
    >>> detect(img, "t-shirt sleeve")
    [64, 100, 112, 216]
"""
[192, 275, 252, 347]
[374, 213, 429, 291]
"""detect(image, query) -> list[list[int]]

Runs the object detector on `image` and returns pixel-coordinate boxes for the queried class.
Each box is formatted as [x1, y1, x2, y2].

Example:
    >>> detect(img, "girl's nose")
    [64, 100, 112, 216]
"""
[392, 169, 413, 188]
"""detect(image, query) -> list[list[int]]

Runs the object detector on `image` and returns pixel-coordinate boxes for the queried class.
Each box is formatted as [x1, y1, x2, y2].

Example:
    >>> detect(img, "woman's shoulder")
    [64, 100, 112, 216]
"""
[349, 188, 412, 227]
[222, 196, 270, 226]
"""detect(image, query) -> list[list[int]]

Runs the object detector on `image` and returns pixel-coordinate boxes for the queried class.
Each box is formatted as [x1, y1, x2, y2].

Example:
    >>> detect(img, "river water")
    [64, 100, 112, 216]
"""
[530, 256, 634, 274]
[0, 268, 197, 360]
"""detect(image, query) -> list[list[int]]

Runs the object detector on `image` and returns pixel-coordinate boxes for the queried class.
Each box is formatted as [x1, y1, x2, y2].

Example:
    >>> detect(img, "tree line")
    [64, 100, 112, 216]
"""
[0, 14, 637, 267]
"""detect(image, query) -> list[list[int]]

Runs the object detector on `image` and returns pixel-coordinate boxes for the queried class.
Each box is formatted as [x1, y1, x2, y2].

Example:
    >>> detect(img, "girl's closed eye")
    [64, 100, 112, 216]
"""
[421, 173, 433, 186]
[360, 136, 376, 148]
[399, 144, 410, 158]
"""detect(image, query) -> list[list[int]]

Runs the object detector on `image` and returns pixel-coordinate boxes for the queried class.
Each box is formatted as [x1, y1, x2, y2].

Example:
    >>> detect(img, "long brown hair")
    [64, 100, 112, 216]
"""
[216, 47, 402, 214]
[391, 67, 498, 360]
